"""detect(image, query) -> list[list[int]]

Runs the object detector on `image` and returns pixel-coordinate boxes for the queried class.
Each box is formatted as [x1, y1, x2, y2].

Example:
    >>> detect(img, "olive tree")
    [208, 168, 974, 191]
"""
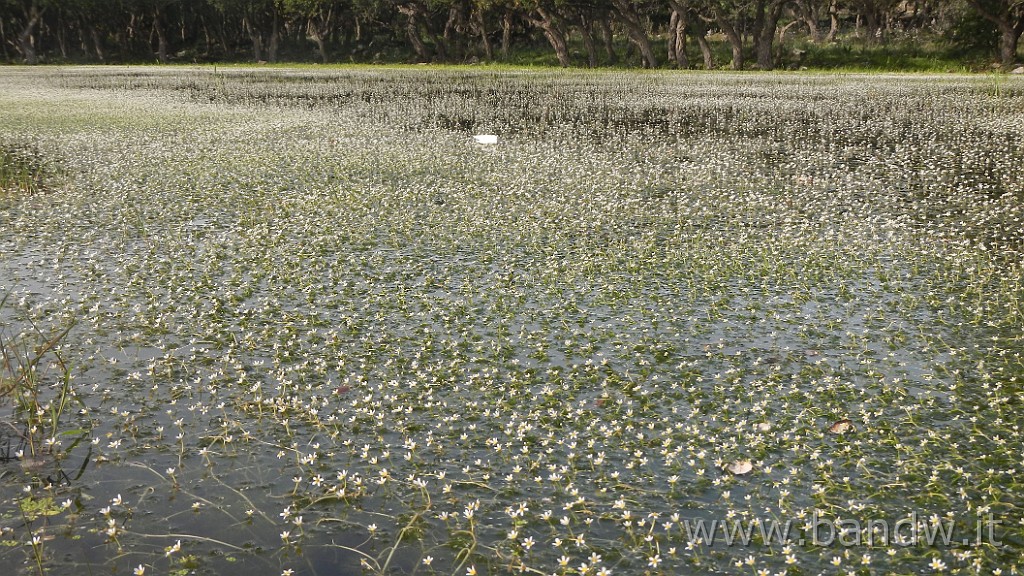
[967, 0, 1024, 67]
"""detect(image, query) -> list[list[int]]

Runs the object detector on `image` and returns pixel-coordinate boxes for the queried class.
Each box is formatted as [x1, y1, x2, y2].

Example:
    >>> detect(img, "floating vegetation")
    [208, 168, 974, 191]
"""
[826, 419, 854, 435]
[0, 140, 54, 201]
[0, 66, 1022, 576]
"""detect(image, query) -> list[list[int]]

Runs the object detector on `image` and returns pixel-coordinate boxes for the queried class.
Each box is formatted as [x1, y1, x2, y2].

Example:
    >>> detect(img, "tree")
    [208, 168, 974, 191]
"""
[704, 0, 746, 69]
[3, 0, 49, 63]
[667, 3, 689, 67]
[278, 0, 343, 63]
[68, 0, 126, 61]
[967, 0, 1024, 67]
[397, 0, 434, 61]
[608, 0, 657, 67]
[212, 0, 280, 61]
[118, 0, 184, 62]
[791, 0, 837, 42]
[522, 0, 572, 66]
[469, 0, 497, 60]
[752, 0, 787, 69]
[847, 0, 899, 42]
[666, 0, 712, 68]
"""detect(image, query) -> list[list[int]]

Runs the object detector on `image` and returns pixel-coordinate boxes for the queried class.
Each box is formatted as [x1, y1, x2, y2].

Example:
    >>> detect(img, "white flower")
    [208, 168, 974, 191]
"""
[165, 540, 181, 557]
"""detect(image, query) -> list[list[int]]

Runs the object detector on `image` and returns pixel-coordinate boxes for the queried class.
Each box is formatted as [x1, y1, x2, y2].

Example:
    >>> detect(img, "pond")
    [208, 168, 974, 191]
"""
[0, 66, 1022, 575]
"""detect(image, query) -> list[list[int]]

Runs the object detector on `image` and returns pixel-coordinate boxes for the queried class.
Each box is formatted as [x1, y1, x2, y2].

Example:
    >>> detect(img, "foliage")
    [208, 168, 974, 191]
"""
[952, 6, 1002, 54]
[0, 0, 1020, 68]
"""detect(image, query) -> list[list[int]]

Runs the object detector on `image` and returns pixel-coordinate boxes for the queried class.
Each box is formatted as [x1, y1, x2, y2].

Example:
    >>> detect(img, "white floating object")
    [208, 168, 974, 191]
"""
[473, 134, 498, 145]
[724, 460, 753, 475]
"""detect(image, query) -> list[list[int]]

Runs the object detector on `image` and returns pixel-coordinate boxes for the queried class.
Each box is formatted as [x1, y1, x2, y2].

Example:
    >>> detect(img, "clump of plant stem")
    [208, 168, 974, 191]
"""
[0, 292, 80, 465]
[0, 140, 55, 201]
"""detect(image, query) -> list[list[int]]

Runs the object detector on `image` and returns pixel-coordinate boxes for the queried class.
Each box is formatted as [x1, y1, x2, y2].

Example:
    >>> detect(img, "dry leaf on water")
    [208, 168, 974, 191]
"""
[828, 419, 854, 434]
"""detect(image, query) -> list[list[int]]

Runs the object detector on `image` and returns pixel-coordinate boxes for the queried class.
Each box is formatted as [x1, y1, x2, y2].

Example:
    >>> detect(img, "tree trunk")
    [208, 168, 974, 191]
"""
[530, 8, 571, 67]
[998, 22, 1021, 68]
[268, 10, 280, 62]
[475, 9, 493, 61]
[0, 18, 10, 61]
[17, 2, 45, 64]
[408, 13, 431, 61]
[242, 14, 264, 61]
[153, 8, 169, 62]
[579, 15, 598, 67]
[197, 18, 211, 56]
[312, 34, 327, 63]
[219, 28, 231, 56]
[805, 16, 820, 43]
[668, 10, 689, 68]
[668, 10, 679, 65]
[863, 9, 882, 43]
[714, 9, 744, 69]
[688, 14, 713, 69]
[967, 1, 1023, 69]
[610, 0, 657, 67]
[755, 1, 785, 70]
[600, 17, 617, 63]
[56, 12, 69, 60]
[753, 0, 766, 61]
[399, 4, 432, 62]
[777, 20, 801, 68]
[311, 8, 335, 63]
[826, 0, 839, 42]
[795, 0, 822, 42]
[429, 21, 447, 60]
[90, 25, 104, 61]
[501, 11, 512, 59]
[443, 7, 460, 61]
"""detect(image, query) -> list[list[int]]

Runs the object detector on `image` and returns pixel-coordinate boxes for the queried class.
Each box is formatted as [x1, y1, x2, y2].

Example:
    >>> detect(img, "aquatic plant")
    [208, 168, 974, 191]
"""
[0, 141, 52, 201]
[0, 66, 1022, 575]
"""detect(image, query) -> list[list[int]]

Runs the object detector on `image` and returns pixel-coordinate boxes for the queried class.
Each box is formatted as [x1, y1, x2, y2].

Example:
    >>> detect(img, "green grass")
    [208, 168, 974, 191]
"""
[794, 34, 990, 72]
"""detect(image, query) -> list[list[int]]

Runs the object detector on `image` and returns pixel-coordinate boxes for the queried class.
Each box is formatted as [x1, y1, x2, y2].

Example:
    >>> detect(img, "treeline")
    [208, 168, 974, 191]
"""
[2, 1, 1022, 70]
